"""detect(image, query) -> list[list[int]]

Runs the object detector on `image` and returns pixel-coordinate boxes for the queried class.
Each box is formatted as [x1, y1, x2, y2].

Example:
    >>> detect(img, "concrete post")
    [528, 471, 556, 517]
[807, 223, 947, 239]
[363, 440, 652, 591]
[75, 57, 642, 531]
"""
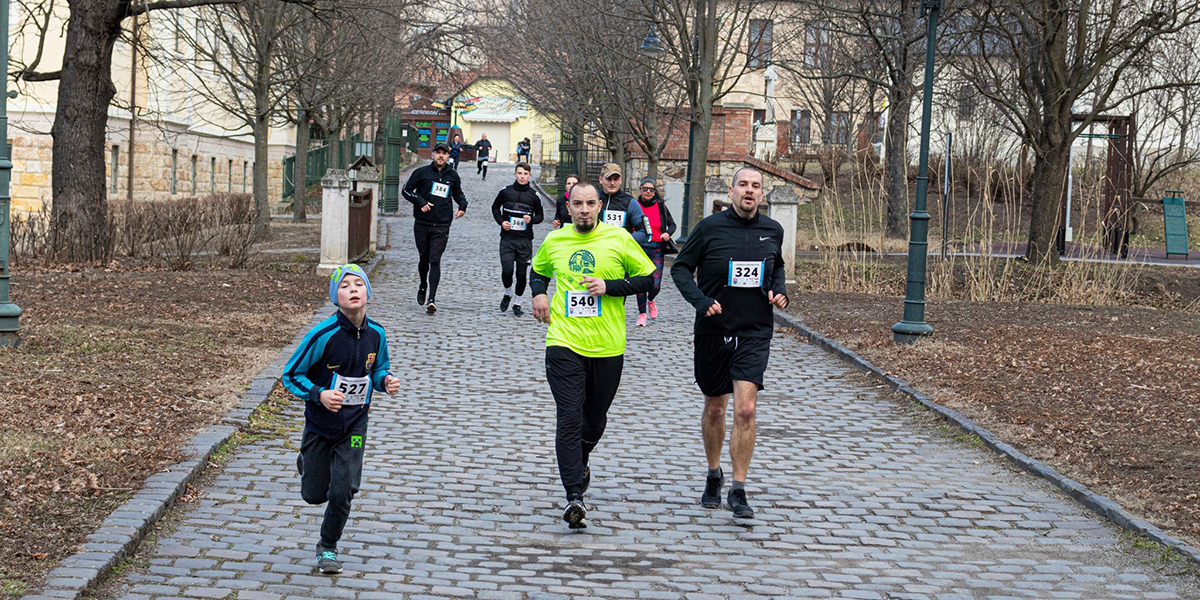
[319, 169, 351, 274]
[704, 176, 727, 216]
[767, 184, 801, 284]
[354, 165, 381, 252]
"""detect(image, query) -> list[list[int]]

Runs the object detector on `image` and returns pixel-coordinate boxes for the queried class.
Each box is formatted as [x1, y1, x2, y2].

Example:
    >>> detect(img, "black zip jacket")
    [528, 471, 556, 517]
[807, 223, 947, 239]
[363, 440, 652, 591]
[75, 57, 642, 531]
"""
[636, 193, 677, 248]
[598, 189, 649, 243]
[282, 310, 393, 440]
[474, 139, 492, 159]
[670, 209, 788, 338]
[554, 194, 572, 227]
[402, 162, 468, 225]
[491, 182, 545, 239]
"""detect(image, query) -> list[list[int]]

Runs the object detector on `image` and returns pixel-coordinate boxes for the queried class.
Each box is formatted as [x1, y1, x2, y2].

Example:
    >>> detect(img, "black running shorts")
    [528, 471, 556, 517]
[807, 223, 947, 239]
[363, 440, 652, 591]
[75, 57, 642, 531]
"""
[693, 334, 771, 397]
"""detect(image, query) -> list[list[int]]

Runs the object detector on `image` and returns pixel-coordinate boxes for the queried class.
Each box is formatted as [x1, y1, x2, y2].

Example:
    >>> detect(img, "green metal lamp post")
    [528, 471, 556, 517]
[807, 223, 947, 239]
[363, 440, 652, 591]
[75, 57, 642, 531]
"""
[892, 0, 942, 344]
[0, 0, 21, 348]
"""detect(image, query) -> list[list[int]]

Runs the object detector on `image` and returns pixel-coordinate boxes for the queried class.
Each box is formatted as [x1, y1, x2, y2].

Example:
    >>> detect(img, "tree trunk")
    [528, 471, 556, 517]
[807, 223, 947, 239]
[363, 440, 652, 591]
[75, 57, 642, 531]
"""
[51, 0, 124, 263]
[647, 154, 659, 180]
[252, 38, 273, 239]
[884, 85, 914, 239]
[685, 0, 718, 234]
[1026, 128, 1071, 266]
[293, 108, 309, 222]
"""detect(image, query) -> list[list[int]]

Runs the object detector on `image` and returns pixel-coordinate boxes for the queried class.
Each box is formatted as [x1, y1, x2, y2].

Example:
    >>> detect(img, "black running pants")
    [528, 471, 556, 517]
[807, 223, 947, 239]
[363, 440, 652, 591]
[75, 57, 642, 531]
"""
[413, 222, 450, 300]
[499, 237, 532, 296]
[299, 423, 367, 551]
[545, 346, 624, 501]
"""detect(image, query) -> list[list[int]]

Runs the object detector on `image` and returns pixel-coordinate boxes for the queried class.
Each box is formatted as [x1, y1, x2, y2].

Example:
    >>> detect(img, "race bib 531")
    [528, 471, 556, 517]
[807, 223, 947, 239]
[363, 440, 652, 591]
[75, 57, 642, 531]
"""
[603, 210, 626, 227]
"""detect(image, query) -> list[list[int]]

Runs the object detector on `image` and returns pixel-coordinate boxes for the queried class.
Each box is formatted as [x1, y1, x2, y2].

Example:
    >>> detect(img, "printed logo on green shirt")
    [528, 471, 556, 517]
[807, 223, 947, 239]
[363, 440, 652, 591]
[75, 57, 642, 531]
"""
[568, 250, 596, 275]
[350, 435, 364, 448]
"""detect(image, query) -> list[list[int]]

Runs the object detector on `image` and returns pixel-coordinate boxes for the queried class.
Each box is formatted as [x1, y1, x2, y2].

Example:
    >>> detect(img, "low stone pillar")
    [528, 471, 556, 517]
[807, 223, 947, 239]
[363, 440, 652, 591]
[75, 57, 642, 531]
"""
[319, 169, 350, 274]
[767, 184, 800, 284]
[704, 176, 727, 215]
[353, 166, 381, 252]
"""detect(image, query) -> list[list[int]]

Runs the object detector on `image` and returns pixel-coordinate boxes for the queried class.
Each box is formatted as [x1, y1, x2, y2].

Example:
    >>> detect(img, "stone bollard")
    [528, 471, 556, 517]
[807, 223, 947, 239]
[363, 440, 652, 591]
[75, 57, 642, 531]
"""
[318, 169, 350, 274]
[353, 165, 381, 252]
[766, 184, 801, 284]
[704, 176, 727, 215]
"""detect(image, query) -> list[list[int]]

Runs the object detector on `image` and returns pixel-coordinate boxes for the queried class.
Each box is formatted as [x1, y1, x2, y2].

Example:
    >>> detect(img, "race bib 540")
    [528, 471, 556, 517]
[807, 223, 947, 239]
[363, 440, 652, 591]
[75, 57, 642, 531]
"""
[565, 290, 601, 317]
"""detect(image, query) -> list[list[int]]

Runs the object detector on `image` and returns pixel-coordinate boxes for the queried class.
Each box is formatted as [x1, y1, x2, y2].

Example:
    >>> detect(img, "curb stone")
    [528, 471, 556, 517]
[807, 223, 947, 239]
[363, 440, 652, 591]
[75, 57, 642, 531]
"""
[773, 308, 1200, 568]
[22, 226, 390, 600]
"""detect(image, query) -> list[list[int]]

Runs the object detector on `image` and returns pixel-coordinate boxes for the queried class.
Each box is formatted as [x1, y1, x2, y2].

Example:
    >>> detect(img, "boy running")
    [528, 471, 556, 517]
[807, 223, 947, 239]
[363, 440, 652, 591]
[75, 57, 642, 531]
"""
[491, 162, 544, 317]
[283, 264, 401, 573]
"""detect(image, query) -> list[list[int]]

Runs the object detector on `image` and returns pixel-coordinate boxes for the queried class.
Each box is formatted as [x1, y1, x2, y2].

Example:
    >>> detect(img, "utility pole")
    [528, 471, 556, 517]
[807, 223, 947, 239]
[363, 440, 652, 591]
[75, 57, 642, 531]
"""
[0, 0, 23, 346]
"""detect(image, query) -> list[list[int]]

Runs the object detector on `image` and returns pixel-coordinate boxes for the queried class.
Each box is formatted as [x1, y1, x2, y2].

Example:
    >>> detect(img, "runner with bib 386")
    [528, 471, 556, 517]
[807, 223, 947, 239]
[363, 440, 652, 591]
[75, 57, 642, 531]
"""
[670, 167, 788, 520]
[529, 182, 655, 530]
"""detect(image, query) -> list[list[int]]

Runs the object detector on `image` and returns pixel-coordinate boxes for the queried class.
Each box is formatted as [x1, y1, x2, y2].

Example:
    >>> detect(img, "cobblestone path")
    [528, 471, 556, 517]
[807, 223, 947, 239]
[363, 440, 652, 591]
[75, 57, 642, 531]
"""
[103, 166, 1198, 600]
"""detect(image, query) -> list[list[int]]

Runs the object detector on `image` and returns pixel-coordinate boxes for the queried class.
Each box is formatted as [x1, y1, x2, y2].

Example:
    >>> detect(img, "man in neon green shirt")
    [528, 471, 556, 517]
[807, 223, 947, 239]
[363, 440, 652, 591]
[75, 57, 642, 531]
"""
[530, 182, 654, 529]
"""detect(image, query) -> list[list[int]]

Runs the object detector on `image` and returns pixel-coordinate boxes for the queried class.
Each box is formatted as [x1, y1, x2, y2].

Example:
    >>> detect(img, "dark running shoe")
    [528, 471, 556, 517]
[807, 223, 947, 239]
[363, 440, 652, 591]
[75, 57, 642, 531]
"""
[563, 499, 587, 529]
[512, 304, 524, 318]
[417, 285, 427, 306]
[316, 550, 342, 575]
[728, 488, 754, 519]
[500, 295, 511, 312]
[426, 301, 438, 314]
[296, 453, 303, 476]
[701, 471, 723, 508]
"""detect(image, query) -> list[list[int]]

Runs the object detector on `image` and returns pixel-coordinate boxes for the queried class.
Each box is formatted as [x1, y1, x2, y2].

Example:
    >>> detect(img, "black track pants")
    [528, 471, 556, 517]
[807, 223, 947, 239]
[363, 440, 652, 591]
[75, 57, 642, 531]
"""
[299, 424, 367, 551]
[499, 237, 532, 295]
[545, 346, 624, 501]
[414, 222, 450, 300]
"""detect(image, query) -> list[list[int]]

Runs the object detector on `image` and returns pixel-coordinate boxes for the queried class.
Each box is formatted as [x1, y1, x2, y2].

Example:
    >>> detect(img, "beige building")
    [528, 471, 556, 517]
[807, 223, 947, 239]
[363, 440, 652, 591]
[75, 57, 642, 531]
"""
[8, 5, 293, 214]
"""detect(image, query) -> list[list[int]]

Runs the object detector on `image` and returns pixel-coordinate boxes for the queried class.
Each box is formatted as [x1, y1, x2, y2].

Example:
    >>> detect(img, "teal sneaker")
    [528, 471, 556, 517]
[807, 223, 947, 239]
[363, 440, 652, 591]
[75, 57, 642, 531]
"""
[316, 550, 342, 575]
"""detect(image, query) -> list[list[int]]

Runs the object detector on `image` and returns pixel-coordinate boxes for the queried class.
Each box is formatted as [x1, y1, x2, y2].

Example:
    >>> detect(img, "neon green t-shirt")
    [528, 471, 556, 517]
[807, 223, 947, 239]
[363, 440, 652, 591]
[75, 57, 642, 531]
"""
[531, 223, 655, 357]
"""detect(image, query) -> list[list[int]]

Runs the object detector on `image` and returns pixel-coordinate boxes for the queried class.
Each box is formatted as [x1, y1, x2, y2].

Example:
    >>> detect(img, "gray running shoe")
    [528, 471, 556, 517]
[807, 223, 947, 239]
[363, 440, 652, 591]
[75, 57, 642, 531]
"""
[316, 550, 342, 575]
[563, 499, 587, 529]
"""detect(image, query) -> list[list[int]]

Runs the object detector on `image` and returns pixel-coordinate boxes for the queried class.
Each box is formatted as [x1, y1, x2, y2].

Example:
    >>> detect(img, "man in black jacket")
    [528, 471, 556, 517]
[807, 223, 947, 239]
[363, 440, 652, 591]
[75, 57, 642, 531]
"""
[474, 134, 493, 180]
[490, 162, 544, 317]
[596, 163, 648, 244]
[670, 167, 788, 520]
[402, 143, 467, 314]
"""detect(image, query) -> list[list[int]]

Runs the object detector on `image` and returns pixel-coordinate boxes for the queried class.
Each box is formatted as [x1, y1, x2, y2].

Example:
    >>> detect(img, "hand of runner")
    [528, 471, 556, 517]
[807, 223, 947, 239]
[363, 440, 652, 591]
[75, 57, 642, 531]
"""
[421, 203, 432, 213]
[532, 294, 551, 323]
[501, 221, 511, 231]
[704, 300, 722, 317]
[523, 215, 532, 223]
[320, 389, 345, 412]
[581, 276, 606, 296]
[552, 220, 561, 228]
[455, 210, 465, 218]
[384, 375, 400, 395]
[660, 232, 671, 241]
[768, 291, 788, 308]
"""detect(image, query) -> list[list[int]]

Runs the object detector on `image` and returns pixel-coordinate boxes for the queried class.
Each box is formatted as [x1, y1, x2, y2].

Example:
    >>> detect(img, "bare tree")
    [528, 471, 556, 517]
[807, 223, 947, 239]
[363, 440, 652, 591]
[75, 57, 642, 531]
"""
[956, 0, 1200, 264]
[1121, 35, 1200, 198]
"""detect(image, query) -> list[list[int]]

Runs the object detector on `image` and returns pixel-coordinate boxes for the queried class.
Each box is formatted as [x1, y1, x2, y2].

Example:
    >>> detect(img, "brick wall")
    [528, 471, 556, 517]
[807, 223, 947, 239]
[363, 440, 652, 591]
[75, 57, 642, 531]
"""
[631, 107, 756, 162]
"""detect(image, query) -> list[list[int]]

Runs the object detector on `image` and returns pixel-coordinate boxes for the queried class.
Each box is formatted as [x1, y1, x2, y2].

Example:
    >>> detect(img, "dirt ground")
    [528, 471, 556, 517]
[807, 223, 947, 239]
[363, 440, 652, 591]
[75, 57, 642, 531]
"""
[0, 222, 326, 596]
[785, 271, 1200, 550]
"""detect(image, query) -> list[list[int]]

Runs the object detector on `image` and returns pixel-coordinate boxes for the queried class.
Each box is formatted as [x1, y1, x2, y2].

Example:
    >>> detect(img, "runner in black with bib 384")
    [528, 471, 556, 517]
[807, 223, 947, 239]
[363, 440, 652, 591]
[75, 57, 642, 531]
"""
[670, 166, 788, 520]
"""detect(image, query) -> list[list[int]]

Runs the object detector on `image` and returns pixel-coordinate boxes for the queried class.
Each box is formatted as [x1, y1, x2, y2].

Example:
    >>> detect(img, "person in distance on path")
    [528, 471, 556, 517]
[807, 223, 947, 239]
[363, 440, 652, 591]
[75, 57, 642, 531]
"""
[553, 174, 579, 229]
[633, 176, 676, 327]
[670, 167, 788, 519]
[491, 162, 544, 317]
[449, 134, 464, 171]
[530, 182, 655, 529]
[282, 264, 401, 574]
[402, 142, 467, 314]
[474, 133, 493, 180]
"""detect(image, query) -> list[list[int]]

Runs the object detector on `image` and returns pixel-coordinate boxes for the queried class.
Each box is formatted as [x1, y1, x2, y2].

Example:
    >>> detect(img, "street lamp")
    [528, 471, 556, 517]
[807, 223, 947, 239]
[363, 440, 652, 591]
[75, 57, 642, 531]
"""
[640, 0, 665, 54]
[892, 0, 942, 344]
[0, 0, 20, 347]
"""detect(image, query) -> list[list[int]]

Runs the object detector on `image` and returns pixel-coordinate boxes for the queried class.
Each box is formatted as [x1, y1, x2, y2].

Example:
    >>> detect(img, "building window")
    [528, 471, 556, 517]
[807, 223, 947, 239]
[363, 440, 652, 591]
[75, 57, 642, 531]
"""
[210, 156, 216, 192]
[110, 144, 120, 194]
[956, 85, 976, 121]
[829, 112, 851, 146]
[804, 24, 831, 70]
[752, 109, 767, 142]
[173, 12, 182, 53]
[791, 110, 812, 145]
[242, 161, 248, 192]
[191, 155, 198, 195]
[228, 159, 233, 191]
[171, 149, 178, 194]
[748, 20, 773, 69]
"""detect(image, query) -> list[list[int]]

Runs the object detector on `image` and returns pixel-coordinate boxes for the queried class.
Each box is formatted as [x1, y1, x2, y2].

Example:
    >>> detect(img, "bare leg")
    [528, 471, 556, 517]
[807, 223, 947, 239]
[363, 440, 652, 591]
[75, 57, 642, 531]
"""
[702, 394, 728, 471]
[730, 381, 758, 482]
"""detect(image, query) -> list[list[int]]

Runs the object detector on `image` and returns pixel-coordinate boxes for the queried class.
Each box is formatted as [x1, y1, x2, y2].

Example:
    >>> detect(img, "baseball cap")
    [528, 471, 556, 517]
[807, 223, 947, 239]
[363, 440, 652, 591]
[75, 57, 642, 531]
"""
[600, 163, 622, 179]
[433, 142, 450, 152]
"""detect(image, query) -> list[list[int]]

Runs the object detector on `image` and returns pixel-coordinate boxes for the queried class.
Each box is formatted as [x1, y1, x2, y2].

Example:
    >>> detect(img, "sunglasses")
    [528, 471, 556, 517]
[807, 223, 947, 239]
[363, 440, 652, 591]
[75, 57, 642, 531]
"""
[640, 186, 656, 191]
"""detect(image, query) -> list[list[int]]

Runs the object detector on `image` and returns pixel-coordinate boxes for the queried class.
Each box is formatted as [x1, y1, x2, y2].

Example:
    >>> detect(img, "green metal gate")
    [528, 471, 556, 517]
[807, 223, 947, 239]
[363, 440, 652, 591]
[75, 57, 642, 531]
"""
[557, 126, 612, 191]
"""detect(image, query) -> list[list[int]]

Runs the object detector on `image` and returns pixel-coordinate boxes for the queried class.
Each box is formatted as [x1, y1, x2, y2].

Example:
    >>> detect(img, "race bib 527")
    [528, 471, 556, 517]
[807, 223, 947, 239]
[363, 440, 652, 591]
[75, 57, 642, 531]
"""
[331, 374, 371, 406]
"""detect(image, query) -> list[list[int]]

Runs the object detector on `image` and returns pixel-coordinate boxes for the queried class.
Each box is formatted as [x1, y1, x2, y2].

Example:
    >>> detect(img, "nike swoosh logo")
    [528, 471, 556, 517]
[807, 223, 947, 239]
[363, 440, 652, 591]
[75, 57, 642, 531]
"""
[326, 364, 340, 369]
[759, 236, 772, 241]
